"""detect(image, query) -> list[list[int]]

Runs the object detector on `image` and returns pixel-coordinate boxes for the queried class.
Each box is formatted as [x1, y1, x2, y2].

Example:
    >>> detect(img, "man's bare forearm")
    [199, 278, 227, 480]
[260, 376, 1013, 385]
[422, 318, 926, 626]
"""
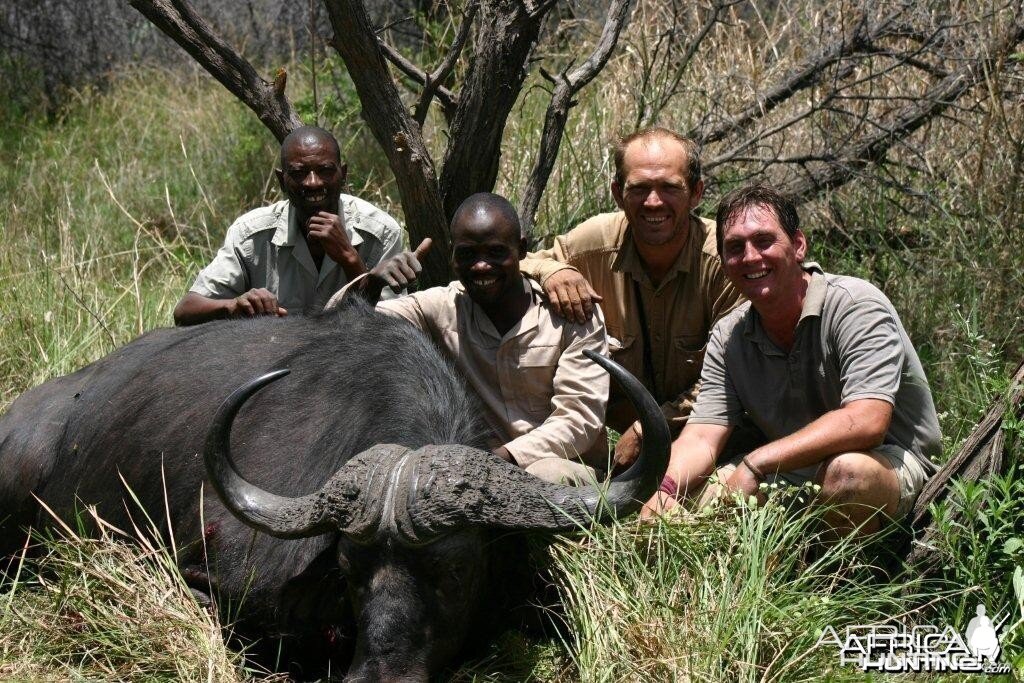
[663, 422, 732, 495]
[744, 399, 892, 476]
[173, 292, 234, 326]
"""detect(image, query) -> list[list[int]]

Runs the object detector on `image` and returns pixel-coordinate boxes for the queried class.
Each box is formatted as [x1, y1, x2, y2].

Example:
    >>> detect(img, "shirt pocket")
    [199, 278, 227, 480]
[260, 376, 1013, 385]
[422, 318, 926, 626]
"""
[518, 345, 560, 414]
[608, 333, 638, 366]
[673, 335, 707, 372]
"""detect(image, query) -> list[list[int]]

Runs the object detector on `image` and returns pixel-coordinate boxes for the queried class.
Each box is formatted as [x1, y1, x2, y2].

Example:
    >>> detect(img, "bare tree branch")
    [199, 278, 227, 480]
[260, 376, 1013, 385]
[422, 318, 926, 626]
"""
[518, 0, 633, 234]
[377, 33, 458, 113]
[691, 6, 913, 146]
[414, 2, 479, 126]
[128, 0, 303, 141]
[780, 13, 1024, 203]
[437, 0, 557, 218]
[322, 0, 452, 286]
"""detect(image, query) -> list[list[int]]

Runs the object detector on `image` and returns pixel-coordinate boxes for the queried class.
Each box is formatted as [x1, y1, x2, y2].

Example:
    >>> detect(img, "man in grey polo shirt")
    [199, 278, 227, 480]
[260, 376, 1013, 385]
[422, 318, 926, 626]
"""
[173, 126, 403, 325]
[643, 184, 940, 534]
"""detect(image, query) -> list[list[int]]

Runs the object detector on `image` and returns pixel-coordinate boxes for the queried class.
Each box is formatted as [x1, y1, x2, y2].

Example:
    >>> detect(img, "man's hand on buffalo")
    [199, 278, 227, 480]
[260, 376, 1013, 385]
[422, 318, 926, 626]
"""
[173, 289, 286, 326]
[542, 268, 603, 324]
[306, 211, 368, 279]
[361, 239, 433, 303]
[611, 421, 642, 476]
[232, 288, 288, 319]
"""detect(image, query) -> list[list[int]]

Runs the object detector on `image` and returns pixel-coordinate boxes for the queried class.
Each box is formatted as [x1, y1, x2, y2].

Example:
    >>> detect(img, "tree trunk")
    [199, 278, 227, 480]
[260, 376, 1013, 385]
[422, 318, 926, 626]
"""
[322, 0, 452, 286]
[438, 0, 554, 220]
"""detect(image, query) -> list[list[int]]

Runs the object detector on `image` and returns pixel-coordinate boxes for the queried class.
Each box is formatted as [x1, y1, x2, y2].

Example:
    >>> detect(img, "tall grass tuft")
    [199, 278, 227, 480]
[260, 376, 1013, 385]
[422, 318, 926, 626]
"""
[552, 493, 938, 681]
[0, 507, 255, 681]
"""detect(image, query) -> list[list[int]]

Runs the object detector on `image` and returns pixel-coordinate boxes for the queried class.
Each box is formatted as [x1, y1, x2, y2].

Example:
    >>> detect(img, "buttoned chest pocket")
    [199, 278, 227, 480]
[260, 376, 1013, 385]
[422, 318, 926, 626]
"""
[673, 335, 707, 367]
[608, 334, 639, 367]
[518, 345, 560, 414]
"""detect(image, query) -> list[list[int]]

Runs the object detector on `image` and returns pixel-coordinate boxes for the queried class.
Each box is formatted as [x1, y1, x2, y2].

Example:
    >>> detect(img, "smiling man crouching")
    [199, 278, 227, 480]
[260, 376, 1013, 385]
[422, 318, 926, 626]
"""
[328, 192, 610, 485]
[643, 184, 940, 534]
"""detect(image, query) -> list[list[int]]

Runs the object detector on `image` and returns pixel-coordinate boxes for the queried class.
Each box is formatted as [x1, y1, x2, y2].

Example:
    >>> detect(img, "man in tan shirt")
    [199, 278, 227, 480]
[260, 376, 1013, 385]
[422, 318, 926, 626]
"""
[521, 128, 742, 471]
[331, 193, 609, 484]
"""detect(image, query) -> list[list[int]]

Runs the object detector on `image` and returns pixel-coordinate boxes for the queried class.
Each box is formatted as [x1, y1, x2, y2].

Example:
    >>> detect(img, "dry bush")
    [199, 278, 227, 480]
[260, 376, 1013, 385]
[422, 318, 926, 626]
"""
[0, 508, 259, 682]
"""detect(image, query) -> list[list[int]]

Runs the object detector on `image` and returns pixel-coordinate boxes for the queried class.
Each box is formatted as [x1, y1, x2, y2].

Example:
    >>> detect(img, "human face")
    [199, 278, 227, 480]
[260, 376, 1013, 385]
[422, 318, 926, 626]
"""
[451, 215, 524, 308]
[276, 138, 346, 219]
[612, 138, 704, 249]
[720, 204, 808, 311]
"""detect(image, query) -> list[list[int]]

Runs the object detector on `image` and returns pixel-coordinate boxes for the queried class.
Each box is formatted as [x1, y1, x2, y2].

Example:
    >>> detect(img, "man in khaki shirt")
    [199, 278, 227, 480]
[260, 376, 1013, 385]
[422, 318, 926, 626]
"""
[521, 128, 742, 471]
[331, 193, 609, 484]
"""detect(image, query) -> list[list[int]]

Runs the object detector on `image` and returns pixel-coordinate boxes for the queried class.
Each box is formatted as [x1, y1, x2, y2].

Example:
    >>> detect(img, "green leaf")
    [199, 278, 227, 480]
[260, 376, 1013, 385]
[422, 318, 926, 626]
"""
[1004, 538, 1024, 555]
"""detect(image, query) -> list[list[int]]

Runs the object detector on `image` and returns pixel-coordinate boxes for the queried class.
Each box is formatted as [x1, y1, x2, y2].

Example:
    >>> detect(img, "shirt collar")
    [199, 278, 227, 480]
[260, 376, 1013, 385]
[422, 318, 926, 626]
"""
[742, 261, 825, 354]
[465, 276, 540, 341]
[799, 262, 826, 322]
[612, 214, 697, 286]
[272, 195, 366, 250]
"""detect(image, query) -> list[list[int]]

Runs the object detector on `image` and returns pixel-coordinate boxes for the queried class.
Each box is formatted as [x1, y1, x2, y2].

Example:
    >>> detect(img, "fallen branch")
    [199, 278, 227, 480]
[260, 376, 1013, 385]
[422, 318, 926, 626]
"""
[779, 12, 1024, 204]
[907, 360, 1024, 572]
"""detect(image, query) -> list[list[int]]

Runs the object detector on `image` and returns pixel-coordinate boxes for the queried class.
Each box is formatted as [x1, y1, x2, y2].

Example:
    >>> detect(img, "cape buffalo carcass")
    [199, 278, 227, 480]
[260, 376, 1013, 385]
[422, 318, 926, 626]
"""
[0, 300, 669, 681]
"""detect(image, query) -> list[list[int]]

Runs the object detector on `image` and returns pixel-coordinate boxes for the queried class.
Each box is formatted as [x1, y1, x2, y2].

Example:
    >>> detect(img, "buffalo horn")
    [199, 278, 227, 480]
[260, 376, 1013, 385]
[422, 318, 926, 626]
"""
[541, 349, 671, 521]
[204, 369, 344, 539]
[403, 351, 671, 537]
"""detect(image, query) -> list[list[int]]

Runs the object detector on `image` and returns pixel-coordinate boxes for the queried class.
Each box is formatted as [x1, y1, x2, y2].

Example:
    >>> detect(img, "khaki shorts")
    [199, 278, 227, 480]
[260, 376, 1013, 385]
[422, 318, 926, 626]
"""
[723, 444, 930, 520]
[525, 458, 600, 487]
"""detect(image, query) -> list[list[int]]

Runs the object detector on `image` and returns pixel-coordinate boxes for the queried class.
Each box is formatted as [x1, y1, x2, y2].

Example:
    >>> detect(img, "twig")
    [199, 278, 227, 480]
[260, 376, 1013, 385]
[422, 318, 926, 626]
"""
[56, 270, 115, 348]
[519, 0, 633, 233]
[414, 2, 479, 126]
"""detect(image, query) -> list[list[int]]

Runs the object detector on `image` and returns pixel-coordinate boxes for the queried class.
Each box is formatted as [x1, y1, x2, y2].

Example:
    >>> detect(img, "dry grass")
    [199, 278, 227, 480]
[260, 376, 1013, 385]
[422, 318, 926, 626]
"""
[0, 507, 253, 682]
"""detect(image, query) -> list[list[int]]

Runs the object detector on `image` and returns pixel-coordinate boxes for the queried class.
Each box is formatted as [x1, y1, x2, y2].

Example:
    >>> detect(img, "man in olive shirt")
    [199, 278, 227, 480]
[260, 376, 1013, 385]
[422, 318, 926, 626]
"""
[174, 126, 403, 325]
[521, 128, 742, 471]
[644, 185, 940, 534]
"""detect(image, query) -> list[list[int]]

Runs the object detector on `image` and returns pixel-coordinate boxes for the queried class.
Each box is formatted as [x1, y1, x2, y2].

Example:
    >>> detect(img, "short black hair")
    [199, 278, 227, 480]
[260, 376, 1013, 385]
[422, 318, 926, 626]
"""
[715, 184, 801, 257]
[280, 126, 342, 167]
[451, 192, 524, 244]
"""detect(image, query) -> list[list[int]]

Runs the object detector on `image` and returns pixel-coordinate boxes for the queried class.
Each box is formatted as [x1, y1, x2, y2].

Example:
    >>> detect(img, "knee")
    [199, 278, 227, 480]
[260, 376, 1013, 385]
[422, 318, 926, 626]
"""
[817, 453, 876, 503]
[524, 459, 597, 486]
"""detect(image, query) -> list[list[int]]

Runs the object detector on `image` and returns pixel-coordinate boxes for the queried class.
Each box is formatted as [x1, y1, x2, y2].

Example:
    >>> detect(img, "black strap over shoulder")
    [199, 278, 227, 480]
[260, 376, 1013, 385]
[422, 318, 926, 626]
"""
[632, 279, 659, 401]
